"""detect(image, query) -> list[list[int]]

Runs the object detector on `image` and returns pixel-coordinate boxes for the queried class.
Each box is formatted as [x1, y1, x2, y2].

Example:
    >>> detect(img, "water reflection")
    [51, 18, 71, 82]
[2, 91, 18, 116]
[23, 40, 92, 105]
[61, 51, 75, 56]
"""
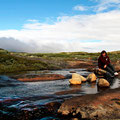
[89, 82, 96, 88]
[69, 85, 81, 89]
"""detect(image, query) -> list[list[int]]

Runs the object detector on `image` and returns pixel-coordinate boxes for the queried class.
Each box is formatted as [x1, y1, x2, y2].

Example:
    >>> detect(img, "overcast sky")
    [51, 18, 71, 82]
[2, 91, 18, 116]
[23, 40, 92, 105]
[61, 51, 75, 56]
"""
[0, 0, 120, 53]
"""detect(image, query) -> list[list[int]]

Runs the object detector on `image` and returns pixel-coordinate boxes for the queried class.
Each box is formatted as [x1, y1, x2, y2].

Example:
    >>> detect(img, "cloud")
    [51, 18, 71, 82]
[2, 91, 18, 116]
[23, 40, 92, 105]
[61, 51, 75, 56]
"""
[73, 5, 87, 11]
[74, 0, 120, 12]
[0, 10, 120, 52]
[93, 0, 120, 12]
[96, 0, 120, 4]
[0, 37, 35, 52]
[0, 37, 67, 53]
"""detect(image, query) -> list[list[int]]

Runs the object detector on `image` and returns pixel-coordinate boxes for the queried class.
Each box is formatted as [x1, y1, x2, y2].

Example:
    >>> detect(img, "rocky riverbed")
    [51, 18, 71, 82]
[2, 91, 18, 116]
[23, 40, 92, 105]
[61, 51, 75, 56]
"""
[0, 69, 120, 120]
[58, 88, 120, 120]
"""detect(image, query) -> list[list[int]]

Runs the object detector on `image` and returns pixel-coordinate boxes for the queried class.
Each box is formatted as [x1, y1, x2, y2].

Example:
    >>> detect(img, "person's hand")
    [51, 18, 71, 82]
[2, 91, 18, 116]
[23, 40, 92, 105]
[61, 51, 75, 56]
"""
[98, 68, 101, 71]
[104, 65, 107, 68]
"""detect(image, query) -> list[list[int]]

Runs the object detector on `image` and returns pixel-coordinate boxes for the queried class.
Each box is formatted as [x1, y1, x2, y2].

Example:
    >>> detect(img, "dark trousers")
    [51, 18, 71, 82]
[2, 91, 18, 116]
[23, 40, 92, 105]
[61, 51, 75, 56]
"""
[103, 63, 115, 76]
[102, 64, 115, 84]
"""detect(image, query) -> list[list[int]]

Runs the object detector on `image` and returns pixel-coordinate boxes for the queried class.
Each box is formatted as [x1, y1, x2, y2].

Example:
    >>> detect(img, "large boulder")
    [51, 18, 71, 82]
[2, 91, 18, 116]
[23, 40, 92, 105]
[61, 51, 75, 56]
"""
[97, 69, 107, 74]
[72, 73, 86, 82]
[80, 75, 87, 82]
[87, 73, 97, 82]
[98, 78, 110, 87]
[69, 78, 82, 85]
[69, 73, 86, 85]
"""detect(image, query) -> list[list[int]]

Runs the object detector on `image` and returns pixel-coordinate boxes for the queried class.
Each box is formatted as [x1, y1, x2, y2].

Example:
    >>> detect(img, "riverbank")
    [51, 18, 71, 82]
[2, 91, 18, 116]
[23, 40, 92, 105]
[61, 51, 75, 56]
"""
[58, 87, 120, 120]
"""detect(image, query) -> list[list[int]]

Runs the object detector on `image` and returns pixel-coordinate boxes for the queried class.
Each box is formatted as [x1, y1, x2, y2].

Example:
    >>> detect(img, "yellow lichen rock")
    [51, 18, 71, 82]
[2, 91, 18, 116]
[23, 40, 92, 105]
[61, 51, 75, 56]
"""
[98, 79, 110, 87]
[72, 73, 87, 82]
[69, 78, 82, 85]
[80, 75, 87, 82]
[87, 73, 97, 82]
[69, 73, 86, 85]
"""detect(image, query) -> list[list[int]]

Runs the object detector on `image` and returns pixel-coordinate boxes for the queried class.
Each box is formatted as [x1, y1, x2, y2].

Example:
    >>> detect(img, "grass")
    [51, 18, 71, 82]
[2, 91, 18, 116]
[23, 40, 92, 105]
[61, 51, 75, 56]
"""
[0, 49, 61, 73]
[12, 52, 100, 61]
[0, 48, 120, 74]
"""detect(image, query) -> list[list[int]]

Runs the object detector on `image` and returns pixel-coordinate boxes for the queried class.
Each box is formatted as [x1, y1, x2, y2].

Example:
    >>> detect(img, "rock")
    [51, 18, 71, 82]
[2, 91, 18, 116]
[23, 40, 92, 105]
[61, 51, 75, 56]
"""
[80, 75, 87, 82]
[98, 69, 107, 74]
[13, 74, 65, 82]
[87, 73, 97, 82]
[69, 79, 81, 85]
[72, 73, 87, 82]
[87, 68, 107, 75]
[97, 69, 107, 75]
[45, 102, 61, 113]
[98, 78, 110, 87]
[58, 88, 120, 119]
[69, 73, 87, 85]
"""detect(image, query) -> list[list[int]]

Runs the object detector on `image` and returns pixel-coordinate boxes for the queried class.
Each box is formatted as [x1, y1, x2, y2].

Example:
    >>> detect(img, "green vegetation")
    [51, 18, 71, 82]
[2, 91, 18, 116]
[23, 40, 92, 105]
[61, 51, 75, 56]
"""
[0, 48, 120, 74]
[12, 51, 100, 60]
[108, 51, 120, 61]
[0, 49, 61, 74]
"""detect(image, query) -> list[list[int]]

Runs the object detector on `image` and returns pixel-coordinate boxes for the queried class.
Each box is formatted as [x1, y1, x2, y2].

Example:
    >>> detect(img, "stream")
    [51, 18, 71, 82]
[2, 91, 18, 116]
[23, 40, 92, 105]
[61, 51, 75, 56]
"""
[0, 69, 120, 120]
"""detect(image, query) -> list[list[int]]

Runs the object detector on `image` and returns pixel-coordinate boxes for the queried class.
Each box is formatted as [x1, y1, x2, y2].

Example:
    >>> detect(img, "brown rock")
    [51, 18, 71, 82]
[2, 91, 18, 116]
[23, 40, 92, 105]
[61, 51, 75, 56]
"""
[98, 79, 110, 87]
[14, 74, 65, 82]
[87, 68, 107, 75]
[98, 69, 107, 74]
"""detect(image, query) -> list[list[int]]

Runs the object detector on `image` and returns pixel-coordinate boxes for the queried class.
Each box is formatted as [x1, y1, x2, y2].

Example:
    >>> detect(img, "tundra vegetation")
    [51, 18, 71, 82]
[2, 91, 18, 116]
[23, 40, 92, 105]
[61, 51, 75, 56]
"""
[0, 48, 120, 73]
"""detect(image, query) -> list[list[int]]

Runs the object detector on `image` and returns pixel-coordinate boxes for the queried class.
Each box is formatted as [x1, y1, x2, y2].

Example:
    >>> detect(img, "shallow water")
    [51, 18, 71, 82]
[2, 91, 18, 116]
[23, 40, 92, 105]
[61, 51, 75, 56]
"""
[0, 69, 120, 107]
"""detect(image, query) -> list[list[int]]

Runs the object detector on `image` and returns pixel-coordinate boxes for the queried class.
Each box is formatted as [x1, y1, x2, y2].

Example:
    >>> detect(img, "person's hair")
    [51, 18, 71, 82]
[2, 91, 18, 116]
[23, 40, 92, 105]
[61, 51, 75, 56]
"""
[101, 50, 107, 56]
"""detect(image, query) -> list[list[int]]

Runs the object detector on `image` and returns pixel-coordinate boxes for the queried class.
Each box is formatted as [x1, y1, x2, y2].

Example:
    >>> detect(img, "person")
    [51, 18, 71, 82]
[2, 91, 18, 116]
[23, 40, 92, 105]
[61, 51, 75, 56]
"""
[98, 50, 118, 77]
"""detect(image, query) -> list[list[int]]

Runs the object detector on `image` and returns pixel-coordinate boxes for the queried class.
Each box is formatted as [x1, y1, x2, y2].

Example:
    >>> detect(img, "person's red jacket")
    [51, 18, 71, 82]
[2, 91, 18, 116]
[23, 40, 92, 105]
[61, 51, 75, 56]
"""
[98, 55, 110, 69]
